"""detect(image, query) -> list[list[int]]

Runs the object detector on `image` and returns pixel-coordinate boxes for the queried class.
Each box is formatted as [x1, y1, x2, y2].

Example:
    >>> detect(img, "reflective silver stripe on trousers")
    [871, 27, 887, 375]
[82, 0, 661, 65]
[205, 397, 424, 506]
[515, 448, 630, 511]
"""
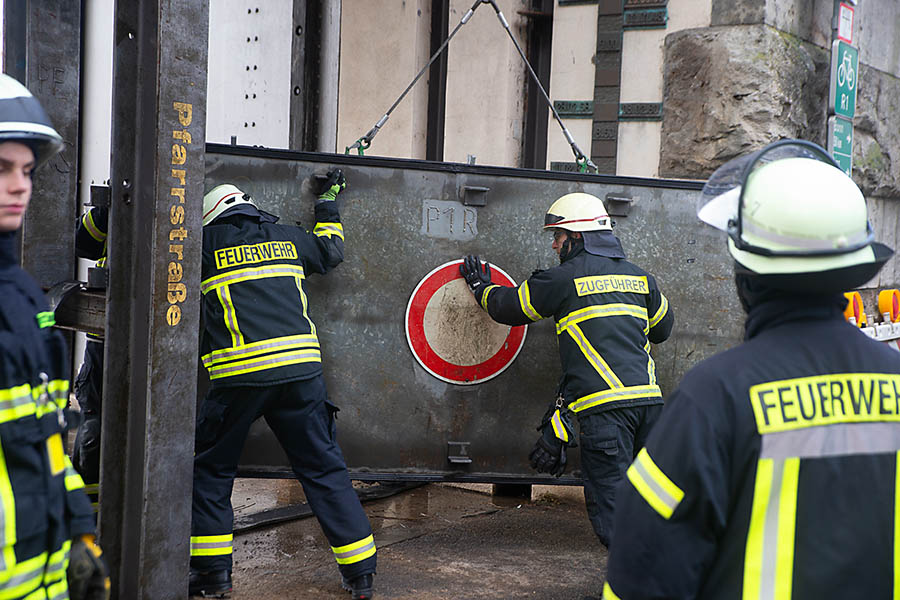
[760, 422, 900, 460]
[191, 540, 232, 552]
[335, 539, 375, 561]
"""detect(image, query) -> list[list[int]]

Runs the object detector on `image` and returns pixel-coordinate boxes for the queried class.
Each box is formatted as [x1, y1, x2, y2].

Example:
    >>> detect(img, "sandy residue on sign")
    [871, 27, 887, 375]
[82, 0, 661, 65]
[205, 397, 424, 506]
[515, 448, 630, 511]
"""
[422, 279, 510, 366]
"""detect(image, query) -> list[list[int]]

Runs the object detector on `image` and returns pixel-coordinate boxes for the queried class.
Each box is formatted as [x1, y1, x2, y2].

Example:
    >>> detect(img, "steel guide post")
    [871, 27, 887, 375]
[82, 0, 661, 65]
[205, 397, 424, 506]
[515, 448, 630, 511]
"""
[102, 1, 208, 597]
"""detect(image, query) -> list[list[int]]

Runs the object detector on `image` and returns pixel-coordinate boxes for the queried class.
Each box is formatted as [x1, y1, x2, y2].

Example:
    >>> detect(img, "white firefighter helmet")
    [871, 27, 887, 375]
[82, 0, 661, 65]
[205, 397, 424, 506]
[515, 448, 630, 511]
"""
[543, 192, 612, 232]
[0, 74, 63, 168]
[203, 184, 256, 226]
[698, 139, 892, 292]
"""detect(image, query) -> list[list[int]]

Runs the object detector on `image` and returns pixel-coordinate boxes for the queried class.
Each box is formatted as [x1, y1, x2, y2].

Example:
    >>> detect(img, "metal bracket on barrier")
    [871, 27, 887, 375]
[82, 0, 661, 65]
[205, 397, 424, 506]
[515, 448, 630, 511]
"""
[605, 193, 633, 217]
[447, 441, 473, 464]
[90, 184, 110, 208]
[87, 266, 109, 290]
[460, 185, 490, 207]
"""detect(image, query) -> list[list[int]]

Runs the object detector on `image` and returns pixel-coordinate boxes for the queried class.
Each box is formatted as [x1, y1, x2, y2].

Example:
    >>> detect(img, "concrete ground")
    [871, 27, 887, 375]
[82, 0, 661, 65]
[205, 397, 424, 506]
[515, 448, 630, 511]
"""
[230, 479, 607, 600]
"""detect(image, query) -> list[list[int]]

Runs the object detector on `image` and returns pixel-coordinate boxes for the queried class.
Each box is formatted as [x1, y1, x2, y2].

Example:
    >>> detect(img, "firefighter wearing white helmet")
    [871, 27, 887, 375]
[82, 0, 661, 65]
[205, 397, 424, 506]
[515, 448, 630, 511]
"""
[202, 183, 259, 226]
[0, 74, 110, 599]
[191, 170, 377, 599]
[603, 139, 899, 600]
[460, 189, 674, 549]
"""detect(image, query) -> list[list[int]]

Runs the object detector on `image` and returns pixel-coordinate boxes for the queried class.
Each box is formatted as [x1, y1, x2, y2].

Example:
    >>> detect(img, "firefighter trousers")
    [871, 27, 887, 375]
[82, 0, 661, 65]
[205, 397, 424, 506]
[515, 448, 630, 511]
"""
[190, 375, 377, 579]
[73, 338, 103, 507]
[578, 404, 662, 548]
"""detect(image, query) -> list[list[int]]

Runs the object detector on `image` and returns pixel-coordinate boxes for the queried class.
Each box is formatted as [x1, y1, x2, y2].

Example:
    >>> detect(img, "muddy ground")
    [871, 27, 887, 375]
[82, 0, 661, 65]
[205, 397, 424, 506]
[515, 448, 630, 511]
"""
[230, 480, 607, 600]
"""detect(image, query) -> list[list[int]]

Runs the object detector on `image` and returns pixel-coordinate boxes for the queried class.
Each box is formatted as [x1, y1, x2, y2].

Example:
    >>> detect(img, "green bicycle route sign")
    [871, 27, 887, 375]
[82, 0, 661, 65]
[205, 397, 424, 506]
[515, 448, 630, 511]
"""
[829, 40, 858, 119]
[828, 115, 853, 176]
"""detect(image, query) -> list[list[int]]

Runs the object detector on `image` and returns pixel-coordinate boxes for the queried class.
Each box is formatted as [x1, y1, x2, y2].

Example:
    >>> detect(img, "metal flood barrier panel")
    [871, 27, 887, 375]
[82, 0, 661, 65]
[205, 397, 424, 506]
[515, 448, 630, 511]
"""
[204, 144, 743, 484]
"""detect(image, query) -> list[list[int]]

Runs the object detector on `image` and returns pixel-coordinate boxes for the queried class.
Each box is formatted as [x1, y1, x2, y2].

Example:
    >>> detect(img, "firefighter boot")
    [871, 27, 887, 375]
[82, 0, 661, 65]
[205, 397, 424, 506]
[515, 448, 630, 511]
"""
[341, 573, 374, 599]
[189, 569, 232, 598]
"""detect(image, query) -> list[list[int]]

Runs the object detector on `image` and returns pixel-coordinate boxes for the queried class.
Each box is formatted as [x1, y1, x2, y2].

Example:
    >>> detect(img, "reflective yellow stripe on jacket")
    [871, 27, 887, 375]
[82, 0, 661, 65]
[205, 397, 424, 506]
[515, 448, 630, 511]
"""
[0, 378, 68, 425]
[82, 211, 106, 242]
[569, 384, 662, 413]
[201, 334, 322, 380]
[313, 222, 344, 240]
[201, 264, 305, 295]
[201, 264, 321, 379]
[557, 302, 659, 412]
[627, 447, 684, 520]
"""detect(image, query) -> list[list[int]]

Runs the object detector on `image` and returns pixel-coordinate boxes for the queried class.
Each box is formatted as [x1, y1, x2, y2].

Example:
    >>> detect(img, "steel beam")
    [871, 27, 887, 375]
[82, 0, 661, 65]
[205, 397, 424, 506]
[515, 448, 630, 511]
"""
[2, 1, 81, 287]
[102, 1, 208, 598]
[426, 0, 449, 162]
[521, 0, 553, 169]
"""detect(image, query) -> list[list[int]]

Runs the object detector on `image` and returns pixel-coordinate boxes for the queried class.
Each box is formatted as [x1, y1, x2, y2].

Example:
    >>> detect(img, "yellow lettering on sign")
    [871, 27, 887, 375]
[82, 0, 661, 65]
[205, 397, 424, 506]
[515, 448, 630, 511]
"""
[168, 261, 183, 283]
[750, 373, 900, 434]
[214, 241, 299, 269]
[165, 101, 194, 327]
[574, 275, 648, 296]
[172, 144, 187, 165]
[173, 101, 192, 126]
[167, 282, 187, 303]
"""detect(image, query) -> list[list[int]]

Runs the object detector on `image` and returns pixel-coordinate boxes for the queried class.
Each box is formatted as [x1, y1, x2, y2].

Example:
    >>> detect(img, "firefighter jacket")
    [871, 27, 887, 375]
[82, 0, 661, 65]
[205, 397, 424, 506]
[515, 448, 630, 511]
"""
[75, 206, 107, 342]
[74, 206, 107, 266]
[0, 231, 95, 593]
[200, 202, 343, 387]
[603, 295, 900, 600]
[474, 243, 673, 416]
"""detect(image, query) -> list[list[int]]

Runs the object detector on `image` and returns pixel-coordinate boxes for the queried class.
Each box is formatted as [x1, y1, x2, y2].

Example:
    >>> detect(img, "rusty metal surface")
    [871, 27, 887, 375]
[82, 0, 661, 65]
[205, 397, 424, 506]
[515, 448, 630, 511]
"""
[205, 145, 740, 483]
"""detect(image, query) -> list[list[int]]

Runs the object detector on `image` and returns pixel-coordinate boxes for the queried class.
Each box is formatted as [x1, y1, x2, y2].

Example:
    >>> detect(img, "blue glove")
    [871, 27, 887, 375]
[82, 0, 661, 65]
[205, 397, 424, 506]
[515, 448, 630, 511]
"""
[459, 255, 492, 294]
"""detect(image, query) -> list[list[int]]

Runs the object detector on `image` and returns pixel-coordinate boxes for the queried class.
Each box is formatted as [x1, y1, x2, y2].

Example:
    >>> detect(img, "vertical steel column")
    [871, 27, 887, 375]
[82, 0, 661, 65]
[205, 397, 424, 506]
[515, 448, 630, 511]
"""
[290, 0, 310, 150]
[2, 1, 81, 287]
[425, 0, 449, 162]
[520, 0, 553, 169]
[102, 1, 207, 598]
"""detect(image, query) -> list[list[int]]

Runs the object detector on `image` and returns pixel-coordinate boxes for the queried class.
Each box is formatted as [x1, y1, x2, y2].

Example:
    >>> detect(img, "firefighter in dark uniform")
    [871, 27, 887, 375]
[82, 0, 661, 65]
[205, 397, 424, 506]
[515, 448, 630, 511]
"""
[602, 139, 899, 599]
[189, 173, 376, 599]
[460, 192, 674, 548]
[0, 74, 109, 599]
[72, 205, 108, 510]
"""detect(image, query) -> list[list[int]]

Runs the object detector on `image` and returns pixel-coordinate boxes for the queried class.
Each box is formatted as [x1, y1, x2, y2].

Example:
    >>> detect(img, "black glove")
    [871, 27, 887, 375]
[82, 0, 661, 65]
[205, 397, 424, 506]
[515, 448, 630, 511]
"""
[459, 255, 492, 293]
[315, 169, 346, 203]
[528, 401, 576, 477]
[67, 535, 110, 600]
[529, 432, 567, 477]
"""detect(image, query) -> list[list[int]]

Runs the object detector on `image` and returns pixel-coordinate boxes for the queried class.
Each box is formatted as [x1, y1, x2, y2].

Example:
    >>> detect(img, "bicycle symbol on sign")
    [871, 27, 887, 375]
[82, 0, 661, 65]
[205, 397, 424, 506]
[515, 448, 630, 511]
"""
[838, 49, 856, 90]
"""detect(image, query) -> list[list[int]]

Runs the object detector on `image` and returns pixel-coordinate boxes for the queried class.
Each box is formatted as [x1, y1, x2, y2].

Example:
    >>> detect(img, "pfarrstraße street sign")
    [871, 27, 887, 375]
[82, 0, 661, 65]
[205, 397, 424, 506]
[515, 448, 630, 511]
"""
[829, 40, 858, 118]
[828, 115, 853, 176]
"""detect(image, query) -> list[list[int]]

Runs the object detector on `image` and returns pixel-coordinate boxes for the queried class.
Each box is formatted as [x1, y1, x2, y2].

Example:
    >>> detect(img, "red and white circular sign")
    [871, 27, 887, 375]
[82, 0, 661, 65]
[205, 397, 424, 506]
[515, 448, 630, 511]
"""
[405, 259, 527, 385]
